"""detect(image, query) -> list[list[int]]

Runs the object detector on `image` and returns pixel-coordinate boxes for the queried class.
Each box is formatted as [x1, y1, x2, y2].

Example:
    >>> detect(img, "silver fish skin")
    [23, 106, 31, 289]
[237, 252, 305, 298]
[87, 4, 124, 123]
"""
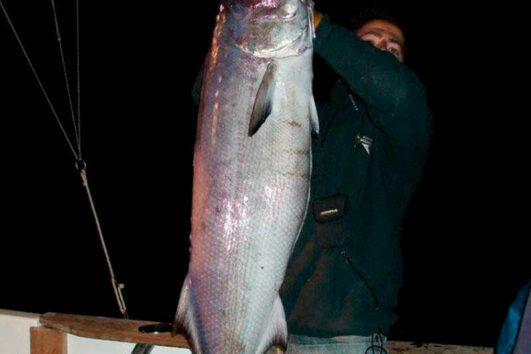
[176, 0, 318, 353]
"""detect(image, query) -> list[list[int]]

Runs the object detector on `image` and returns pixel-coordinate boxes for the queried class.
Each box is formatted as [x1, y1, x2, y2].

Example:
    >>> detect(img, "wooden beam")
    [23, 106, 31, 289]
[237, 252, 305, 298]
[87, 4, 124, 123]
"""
[39, 312, 190, 348]
[31, 327, 67, 354]
[39, 312, 494, 353]
[387, 341, 493, 353]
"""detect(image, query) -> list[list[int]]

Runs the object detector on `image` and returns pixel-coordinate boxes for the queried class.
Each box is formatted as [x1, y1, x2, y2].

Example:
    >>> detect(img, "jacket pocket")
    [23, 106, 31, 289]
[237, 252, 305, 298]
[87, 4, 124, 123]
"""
[313, 194, 351, 248]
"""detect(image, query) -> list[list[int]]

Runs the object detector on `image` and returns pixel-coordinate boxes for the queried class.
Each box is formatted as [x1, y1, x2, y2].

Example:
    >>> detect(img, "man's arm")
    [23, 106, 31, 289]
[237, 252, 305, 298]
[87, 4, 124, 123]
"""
[314, 15, 431, 138]
[315, 15, 432, 200]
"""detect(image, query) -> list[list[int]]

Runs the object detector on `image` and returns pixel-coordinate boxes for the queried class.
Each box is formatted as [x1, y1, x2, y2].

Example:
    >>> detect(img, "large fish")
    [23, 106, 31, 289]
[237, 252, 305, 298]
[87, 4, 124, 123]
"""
[176, 0, 318, 353]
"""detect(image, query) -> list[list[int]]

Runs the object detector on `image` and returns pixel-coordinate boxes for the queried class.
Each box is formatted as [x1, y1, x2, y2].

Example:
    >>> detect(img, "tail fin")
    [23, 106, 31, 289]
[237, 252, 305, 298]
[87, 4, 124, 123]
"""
[256, 295, 288, 354]
[175, 275, 201, 353]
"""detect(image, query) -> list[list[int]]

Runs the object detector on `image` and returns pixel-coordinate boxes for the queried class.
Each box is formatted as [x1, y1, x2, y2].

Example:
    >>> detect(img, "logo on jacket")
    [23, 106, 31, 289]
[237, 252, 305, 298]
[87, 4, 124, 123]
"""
[355, 134, 373, 155]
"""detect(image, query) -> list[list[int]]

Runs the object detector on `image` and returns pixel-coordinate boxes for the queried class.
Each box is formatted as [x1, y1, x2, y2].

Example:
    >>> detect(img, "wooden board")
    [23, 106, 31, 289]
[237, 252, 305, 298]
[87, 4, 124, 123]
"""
[39, 312, 494, 353]
[39, 312, 190, 348]
[387, 341, 493, 353]
[31, 327, 67, 354]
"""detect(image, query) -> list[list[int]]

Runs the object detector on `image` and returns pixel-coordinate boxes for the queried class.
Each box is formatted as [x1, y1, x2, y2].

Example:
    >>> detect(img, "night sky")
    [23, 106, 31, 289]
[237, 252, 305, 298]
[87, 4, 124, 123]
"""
[0, 0, 526, 349]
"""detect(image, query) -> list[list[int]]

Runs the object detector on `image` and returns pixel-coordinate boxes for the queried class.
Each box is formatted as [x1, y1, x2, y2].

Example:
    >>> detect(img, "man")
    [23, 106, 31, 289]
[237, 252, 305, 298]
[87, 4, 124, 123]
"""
[191, 6, 432, 353]
[277, 7, 433, 353]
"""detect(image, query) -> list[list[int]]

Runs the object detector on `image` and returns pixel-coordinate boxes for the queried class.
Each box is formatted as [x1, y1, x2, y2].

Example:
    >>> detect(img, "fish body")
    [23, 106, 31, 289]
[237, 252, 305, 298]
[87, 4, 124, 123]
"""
[176, 1, 318, 353]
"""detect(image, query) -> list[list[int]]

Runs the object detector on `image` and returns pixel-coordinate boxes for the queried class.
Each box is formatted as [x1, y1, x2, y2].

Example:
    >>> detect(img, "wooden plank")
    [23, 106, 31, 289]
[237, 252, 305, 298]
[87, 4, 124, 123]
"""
[31, 327, 67, 354]
[39, 312, 494, 353]
[387, 341, 494, 353]
[39, 313, 190, 348]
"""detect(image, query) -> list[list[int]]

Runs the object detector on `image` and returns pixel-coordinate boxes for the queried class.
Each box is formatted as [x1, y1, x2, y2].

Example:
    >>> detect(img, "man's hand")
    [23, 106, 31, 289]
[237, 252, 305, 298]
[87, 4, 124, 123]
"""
[314, 10, 323, 30]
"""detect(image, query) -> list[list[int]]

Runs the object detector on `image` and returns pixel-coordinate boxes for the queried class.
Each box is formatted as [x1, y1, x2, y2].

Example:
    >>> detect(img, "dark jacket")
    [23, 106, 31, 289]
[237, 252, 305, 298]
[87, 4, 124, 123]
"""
[278, 16, 433, 337]
[191, 15, 432, 339]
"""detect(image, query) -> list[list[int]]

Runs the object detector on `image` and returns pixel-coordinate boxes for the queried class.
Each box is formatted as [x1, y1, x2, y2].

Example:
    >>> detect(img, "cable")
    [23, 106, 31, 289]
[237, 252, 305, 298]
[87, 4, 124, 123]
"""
[50, 0, 81, 156]
[0, 0, 80, 160]
[75, 0, 82, 159]
[80, 166, 129, 319]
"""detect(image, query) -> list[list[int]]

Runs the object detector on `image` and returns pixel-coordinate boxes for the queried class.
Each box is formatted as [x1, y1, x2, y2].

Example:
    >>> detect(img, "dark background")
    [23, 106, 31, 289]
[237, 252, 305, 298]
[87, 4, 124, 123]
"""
[0, 0, 527, 349]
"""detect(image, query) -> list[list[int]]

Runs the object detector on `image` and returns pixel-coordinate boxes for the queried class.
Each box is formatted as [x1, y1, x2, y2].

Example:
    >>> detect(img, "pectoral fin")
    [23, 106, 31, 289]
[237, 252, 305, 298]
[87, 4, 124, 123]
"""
[310, 94, 319, 134]
[249, 62, 276, 136]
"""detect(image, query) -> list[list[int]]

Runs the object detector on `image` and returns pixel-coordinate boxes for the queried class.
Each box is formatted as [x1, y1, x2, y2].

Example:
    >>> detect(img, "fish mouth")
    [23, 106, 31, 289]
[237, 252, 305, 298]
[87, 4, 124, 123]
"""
[227, 1, 312, 58]
[253, 2, 299, 22]
[255, 11, 297, 22]
[242, 30, 307, 57]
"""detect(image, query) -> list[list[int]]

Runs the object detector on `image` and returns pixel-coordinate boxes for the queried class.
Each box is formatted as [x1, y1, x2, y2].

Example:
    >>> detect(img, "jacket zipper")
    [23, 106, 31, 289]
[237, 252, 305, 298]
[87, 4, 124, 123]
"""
[348, 93, 359, 111]
[340, 250, 380, 309]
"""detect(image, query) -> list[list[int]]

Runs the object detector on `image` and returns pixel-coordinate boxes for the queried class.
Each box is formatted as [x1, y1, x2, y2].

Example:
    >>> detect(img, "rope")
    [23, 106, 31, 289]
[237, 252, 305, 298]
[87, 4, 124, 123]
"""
[50, 0, 81, 157]
[2, 0, 129, 320]
[0, 0, 80, 160]
[76, 0, 82, 159]
[80, 167, 129, 319]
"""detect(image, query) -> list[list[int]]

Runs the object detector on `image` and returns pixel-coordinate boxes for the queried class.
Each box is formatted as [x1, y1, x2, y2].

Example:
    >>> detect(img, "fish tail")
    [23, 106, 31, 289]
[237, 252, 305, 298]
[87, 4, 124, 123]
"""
[175, 275, 201, 353]
[256, 295, 288, 354]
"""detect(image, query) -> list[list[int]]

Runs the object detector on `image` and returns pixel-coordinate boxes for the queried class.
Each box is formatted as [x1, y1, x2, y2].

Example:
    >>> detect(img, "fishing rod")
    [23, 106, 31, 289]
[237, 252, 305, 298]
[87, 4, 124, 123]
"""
[0, 0, 128, 319]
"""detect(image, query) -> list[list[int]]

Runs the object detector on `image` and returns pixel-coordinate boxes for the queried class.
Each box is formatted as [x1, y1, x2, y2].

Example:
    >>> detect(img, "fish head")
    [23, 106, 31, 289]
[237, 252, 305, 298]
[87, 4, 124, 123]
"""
[221, 0, 315, 58]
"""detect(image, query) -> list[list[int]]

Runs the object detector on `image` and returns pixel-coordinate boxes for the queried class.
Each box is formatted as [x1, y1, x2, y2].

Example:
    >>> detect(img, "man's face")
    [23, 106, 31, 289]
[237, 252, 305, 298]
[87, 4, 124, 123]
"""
[356, 19, 405, 63]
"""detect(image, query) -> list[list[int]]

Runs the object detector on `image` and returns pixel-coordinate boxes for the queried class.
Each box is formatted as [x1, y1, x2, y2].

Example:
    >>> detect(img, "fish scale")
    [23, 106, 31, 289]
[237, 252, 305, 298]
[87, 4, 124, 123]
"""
[176, 1, 318, 353]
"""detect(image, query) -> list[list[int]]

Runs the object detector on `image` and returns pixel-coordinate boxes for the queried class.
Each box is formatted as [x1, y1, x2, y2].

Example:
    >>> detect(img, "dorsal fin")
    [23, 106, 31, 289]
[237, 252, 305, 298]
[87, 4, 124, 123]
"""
[249, 62, 276, 136]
